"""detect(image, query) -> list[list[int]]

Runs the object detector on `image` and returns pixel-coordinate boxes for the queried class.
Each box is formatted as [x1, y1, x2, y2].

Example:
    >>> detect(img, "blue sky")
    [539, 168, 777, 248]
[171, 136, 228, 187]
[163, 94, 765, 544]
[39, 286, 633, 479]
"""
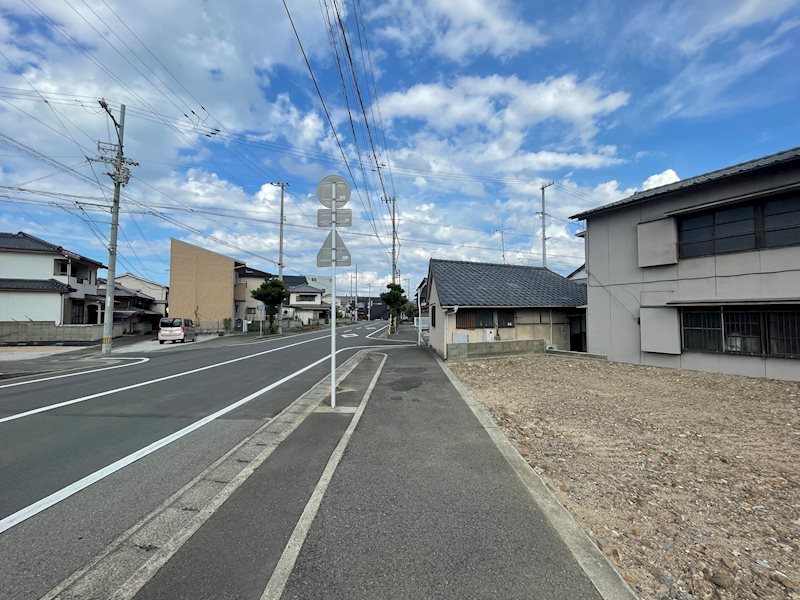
[0, 0, 799, 295]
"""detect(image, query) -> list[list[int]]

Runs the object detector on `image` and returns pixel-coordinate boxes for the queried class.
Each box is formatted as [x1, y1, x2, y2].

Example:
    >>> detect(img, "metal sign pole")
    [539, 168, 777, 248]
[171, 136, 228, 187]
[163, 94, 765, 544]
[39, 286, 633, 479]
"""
[316, 174, 351, 410]
[330, 180, 337, 409]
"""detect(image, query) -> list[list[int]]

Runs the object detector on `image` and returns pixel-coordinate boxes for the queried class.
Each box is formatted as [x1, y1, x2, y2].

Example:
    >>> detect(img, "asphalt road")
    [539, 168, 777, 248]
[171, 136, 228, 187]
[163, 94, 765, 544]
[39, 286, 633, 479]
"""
[0, 322, 396, 599]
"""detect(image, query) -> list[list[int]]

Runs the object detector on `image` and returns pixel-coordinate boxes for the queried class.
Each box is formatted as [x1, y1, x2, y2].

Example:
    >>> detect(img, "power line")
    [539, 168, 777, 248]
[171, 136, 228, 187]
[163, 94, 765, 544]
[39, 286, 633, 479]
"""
[282, 0, 390, 259]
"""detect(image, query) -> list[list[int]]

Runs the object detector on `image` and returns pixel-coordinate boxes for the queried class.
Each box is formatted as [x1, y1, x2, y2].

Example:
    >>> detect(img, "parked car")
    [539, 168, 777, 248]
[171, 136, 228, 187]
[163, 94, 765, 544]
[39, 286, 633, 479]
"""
[158, 317, 197, 344]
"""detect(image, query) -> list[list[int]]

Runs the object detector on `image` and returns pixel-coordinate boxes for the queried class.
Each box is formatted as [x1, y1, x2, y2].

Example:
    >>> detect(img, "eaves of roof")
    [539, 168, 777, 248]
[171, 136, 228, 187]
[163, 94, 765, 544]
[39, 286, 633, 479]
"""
[571, 146, 800, 221]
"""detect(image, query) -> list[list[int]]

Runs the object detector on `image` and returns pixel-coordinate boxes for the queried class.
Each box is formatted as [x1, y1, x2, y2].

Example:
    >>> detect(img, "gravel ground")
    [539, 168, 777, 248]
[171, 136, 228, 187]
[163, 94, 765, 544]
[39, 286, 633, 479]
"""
[449, 354, 800, 600]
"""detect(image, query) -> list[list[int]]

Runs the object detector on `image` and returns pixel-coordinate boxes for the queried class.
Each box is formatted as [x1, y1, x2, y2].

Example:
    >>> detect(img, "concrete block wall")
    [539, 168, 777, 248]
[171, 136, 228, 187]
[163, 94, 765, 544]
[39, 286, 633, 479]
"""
[0, 321, 124, 343]
[446, 338, 546, 361]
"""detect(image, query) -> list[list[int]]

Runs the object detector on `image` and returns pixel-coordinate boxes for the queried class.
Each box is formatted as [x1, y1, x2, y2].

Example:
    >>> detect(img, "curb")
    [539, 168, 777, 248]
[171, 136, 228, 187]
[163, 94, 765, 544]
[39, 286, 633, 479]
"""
[435, 355, 639, 600]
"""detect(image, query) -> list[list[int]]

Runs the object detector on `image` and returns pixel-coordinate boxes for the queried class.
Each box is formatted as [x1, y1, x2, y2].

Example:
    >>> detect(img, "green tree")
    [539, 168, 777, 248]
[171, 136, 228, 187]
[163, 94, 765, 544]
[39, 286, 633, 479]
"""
[251, 278, 289, 333]
[380, 283, 407, 334]
[404, 302, 415, 320]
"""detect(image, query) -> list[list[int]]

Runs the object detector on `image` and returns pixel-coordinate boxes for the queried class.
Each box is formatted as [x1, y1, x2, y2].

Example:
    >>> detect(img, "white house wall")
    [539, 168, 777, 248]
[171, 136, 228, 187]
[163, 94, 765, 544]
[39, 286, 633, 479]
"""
[427, 279, 446, 358]
[0, 292, 63, 323]
[0, 252, 56, 279]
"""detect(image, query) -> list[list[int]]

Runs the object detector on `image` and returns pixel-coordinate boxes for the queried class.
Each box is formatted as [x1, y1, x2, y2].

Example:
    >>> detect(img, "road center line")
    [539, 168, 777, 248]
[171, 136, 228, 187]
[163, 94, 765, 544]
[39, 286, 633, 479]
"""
[0, 347, 357, 535]
[0, 357, 150, 390]
[0, 334, 329, 425]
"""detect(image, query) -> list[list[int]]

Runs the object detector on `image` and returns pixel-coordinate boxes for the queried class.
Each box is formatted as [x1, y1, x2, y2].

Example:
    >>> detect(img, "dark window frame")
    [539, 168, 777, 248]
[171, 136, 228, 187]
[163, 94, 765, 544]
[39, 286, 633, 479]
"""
[497, 309, 515, 328]
[677, 194, 800, 259]
[455, 308, 495, 329]
[681, 306, 800, 359]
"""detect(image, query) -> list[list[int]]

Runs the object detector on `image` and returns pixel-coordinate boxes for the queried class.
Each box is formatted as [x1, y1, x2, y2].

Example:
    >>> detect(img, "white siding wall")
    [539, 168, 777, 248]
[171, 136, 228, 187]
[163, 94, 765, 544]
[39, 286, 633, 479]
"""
[427, 280, 447, 358]
[0, 253, 57, 279]
[0, 292, 63, 323]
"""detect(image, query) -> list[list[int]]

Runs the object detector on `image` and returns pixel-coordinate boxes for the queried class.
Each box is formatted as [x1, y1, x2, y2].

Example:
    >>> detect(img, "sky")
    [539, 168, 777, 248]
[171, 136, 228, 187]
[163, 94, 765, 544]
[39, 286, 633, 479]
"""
[1, 0, 799, 297]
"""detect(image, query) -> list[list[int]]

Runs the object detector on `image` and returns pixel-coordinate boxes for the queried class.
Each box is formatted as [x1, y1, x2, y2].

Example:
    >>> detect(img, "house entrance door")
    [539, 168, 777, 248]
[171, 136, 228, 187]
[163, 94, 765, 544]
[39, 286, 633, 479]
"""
[569, 316, 586, 352]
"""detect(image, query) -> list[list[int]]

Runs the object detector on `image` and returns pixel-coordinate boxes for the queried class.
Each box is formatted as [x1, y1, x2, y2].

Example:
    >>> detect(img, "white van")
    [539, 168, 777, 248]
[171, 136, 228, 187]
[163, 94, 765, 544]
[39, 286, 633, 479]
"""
[158, 317, 197, 344]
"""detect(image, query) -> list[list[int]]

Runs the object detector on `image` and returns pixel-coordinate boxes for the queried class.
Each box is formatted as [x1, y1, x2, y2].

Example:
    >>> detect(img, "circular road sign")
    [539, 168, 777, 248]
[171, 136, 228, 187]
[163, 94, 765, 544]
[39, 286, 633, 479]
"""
[317, 175, 351, 208]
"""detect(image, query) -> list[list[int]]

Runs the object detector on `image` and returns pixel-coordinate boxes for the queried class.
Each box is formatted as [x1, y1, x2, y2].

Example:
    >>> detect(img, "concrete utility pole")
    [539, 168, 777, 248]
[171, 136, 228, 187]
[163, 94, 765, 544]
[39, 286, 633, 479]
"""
[367, 283, 371, 320]
[540, 181, 554, 268]
[495, 229, 507, 264]
[385, 195, 397, 283]
[270, 182, 289, 335]
[91, 101, 138, 355]
[355, 264, 358, 322]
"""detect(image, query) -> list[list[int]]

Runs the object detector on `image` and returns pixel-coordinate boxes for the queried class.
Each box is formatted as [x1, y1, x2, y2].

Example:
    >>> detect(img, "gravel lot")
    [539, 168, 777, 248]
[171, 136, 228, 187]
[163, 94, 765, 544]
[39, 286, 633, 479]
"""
[449, 354, 800, 600]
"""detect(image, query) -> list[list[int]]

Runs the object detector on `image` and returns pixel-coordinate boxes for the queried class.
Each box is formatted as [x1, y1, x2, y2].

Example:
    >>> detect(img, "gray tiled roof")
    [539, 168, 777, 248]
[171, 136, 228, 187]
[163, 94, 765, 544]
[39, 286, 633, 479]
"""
[0, 231, 62, 252]
[428, 259, 586, 308]
[282, 275, 307, 287]
[0, 231, 105, 267]
[290, 283, 323, 293]
[571, 145, 800, 220]
[237, 265, 272, 279]
[0, 278, 74, 293]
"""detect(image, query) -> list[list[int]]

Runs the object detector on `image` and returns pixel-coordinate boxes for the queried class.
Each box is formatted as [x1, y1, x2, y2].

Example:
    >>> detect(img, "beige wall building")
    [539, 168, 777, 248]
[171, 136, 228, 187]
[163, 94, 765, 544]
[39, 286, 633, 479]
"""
[169, 239, 244, 327]
[426, 259, 587, 360]
[573, 146, 800, 381]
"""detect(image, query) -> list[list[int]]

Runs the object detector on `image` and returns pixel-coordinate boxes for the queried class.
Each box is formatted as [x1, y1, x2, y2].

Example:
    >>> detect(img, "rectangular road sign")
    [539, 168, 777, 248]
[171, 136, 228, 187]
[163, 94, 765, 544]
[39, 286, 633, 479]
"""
[317, 208, 352, 227]
[316, 231, 351, 267]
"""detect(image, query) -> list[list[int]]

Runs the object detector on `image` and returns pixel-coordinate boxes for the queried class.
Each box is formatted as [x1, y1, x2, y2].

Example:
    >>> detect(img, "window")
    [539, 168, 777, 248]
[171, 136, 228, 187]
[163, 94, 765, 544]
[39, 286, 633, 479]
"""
[768, 311, 800, 357]
[682, 307, 800, 358]
[497, 309, 515, 328]
[246, 307, 256, 317]
[298, 294, 317, 302]
[763, 196, 800, 248]
[678, 194, 800, 258]
[54, 260, 68, 276]
[456, 309, 494, 329]
[681, 310, 722, 353]
[431, 306, 436, 327]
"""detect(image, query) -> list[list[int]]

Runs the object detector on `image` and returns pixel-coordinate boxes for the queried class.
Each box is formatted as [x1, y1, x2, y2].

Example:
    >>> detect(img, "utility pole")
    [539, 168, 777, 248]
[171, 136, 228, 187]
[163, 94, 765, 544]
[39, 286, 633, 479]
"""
[540, 181, 554, 268]
[270, 182, 289, 335]
[91, 101, 138, 355]
[495, 229, 507, 264]
[367, 283, 371, 320]
[355, 264, 358, 322]
[385, 195, 397, 283]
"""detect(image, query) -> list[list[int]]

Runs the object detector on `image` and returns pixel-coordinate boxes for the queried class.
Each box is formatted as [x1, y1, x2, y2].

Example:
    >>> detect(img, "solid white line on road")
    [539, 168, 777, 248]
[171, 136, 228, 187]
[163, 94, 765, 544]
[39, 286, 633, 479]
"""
[0, 348, 349, 536]
[0, 357, 150, 390]
[261, 353, 389, 600]
[229, 329, 332, 347]
[365, 324, 388, 339]
[0, 335, 329, 425]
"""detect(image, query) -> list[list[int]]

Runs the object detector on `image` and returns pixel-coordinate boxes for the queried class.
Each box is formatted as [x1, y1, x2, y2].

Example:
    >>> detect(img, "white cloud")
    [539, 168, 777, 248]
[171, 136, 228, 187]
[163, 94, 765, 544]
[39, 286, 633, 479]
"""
[369, 0, 546, 61]
[641, 169, 680, 190]
[380, 75, 628, 137]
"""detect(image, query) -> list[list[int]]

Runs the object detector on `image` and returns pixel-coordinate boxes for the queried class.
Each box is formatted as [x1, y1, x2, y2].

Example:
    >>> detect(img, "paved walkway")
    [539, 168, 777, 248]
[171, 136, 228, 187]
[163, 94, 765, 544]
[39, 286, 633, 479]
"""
[279, 344, 607, 599]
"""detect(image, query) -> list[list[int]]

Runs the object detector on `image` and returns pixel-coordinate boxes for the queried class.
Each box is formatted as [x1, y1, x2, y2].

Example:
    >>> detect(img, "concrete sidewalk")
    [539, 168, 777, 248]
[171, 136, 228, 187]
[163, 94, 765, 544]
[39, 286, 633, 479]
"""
[277, 345, 632, 599]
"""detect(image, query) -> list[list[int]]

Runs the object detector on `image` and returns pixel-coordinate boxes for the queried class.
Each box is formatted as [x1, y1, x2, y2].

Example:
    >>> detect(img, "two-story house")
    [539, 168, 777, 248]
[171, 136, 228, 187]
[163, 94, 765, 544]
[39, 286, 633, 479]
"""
[116, 273, 169, 317]
[287, 284, 329, 325]
[572, 146, 800, 381]
[0, 231, 105, 325]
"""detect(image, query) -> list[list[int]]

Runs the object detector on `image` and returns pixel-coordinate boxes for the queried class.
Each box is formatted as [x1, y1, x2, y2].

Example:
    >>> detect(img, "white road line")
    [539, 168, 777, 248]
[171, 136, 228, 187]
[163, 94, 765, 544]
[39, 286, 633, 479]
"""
[0, 357, 150, 390]
[229, 329, 331, 347]
[0, 349, 349, 536]
[365, 324, 388, 339]
[0, 335, 329, 425]
[261, 353, 388, 600]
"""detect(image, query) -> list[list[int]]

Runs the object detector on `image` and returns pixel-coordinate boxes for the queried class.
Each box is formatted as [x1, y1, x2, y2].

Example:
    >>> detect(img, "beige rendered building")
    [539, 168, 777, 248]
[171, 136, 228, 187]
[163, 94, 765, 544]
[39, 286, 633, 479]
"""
[572, 146, 800, 381]
[169, 239, 245, 328]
